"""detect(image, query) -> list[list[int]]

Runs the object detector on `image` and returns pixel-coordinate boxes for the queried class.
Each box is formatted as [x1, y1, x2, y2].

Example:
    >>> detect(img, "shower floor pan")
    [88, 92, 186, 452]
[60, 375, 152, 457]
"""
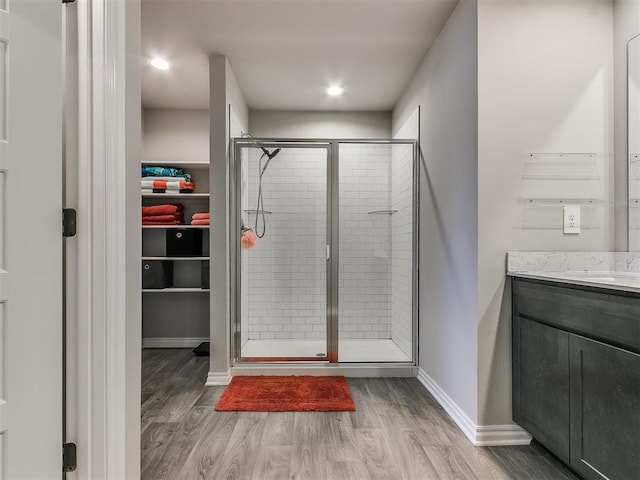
[240, 338, 411, 363]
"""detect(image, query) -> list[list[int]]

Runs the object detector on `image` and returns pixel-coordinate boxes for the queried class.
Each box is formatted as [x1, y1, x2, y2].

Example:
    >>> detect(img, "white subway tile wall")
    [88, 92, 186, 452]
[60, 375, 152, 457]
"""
[339, 144, 392, 340]
[390, 143, 414, 360]
[242, 148, 328, 343]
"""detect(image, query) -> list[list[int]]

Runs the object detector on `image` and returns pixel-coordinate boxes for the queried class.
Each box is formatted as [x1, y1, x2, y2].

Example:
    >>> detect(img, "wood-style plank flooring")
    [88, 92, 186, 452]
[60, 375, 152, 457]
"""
[141, 349, 581, 480]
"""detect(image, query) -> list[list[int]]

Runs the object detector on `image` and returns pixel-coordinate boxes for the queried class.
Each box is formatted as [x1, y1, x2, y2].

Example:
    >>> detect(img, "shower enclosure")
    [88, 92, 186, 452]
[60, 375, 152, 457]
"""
[231, 139, 418, 364]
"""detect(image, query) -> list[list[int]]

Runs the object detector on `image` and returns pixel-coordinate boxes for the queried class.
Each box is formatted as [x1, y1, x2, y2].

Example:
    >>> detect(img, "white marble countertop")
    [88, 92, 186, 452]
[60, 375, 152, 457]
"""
[507, 252, 640, 294]
[508, 270, 640, 294]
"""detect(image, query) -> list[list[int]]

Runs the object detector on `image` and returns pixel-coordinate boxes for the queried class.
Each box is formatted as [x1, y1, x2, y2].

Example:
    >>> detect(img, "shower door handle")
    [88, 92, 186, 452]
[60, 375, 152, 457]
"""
[326, 245, 330, 261]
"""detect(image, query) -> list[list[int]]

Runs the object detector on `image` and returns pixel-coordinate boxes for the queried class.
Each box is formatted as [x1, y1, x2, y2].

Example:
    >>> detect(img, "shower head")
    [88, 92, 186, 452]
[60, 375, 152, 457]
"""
[260, 147, 281, 174]
[254, 146, 282, 238]
[260, 147, 281, 160]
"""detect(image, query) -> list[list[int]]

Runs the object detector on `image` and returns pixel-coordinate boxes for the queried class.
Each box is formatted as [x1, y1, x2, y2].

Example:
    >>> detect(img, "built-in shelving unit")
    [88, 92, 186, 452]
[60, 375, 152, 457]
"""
[141, 160, 210, 348]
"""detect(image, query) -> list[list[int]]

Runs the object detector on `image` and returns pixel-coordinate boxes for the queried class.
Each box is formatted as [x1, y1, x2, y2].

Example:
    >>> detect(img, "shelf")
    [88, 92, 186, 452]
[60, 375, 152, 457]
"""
[142, 192, 210, 198]
[142, 256, 209, 261]
[142, 161, 209, 169]
[244, 209, 272, 215]
[142, 288, 210, 293]
[142, 225, 209, 230]
[368, 210, 398, 215]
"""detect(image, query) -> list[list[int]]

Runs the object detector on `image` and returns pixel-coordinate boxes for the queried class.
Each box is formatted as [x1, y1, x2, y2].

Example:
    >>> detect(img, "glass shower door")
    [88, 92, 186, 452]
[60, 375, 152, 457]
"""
[235, 143, 330, 361]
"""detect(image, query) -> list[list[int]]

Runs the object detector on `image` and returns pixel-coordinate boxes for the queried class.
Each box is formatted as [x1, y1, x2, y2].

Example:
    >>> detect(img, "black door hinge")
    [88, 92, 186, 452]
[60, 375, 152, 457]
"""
[62, 0, 76, 3]
[63, 443, 77, 472]
[62, 208, 76, 237]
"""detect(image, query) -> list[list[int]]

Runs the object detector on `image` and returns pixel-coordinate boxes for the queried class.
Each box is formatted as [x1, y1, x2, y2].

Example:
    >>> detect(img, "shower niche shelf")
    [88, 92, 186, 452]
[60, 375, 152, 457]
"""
[367, 210, 398, 215]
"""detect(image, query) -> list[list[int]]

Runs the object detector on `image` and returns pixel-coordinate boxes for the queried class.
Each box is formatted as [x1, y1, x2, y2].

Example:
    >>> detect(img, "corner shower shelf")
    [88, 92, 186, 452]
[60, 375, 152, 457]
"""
[367, 210, 398, 215]
[244, 209, 272, 215]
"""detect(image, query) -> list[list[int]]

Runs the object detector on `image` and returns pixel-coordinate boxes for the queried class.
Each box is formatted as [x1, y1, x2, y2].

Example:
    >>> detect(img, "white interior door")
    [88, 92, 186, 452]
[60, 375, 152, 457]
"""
[2, 1, 63, 478]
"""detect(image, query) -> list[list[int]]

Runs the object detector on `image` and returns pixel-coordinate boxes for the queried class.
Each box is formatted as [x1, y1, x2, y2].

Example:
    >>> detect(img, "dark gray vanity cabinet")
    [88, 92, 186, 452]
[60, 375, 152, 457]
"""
[512, 278, 640, 480]
[513, 315, 570, 462]
[569, 335, 640, 480]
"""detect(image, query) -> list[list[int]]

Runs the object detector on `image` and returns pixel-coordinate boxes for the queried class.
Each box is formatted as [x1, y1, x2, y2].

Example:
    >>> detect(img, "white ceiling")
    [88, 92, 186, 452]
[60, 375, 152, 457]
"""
[141, 0, 459, 111]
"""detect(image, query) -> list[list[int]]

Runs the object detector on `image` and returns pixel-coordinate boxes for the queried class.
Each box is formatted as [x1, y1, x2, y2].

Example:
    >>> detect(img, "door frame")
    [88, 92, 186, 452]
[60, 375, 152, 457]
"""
[231, 140, 334, 363]
[70, 0, 141, 478]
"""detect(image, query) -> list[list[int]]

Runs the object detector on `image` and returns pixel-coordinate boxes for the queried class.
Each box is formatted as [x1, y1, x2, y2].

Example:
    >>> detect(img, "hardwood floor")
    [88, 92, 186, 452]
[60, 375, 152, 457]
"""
[141, 349, 581, 480]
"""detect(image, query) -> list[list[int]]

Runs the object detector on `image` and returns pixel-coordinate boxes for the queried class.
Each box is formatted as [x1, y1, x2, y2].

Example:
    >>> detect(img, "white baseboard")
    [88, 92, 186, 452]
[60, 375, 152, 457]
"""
[416, 367, 531, 447]
[475, 424, 532, 446]
[142, 337, 208, 349]
[206, 370, 231, 386]
[416, 367, 477, 441]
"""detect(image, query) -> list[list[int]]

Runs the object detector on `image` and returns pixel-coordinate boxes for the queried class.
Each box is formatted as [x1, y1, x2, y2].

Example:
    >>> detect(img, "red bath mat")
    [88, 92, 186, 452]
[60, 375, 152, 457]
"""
[214, 375, 356, 412]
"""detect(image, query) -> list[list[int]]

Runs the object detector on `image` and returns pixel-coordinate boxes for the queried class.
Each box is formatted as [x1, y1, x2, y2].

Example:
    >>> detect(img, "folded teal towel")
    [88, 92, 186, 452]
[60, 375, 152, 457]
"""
[141, 166, 186, 178]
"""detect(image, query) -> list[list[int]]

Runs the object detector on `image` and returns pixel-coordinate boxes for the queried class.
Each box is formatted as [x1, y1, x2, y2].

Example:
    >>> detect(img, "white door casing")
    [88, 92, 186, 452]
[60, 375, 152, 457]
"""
[4, 0, 63, 479]
[70, 0, 142, 478]
[0, 4, 8, 478]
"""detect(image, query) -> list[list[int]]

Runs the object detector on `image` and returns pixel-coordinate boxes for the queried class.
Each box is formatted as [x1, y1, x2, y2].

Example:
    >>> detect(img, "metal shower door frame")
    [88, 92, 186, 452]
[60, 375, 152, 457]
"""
[230, 138, 419, 365]
[231, 139, 333, 363]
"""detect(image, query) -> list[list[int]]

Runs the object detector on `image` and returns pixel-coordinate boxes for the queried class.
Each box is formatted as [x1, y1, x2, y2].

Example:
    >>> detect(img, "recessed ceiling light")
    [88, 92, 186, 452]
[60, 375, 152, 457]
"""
[149, 57, 171, 70]
[326, 86, 344, 96]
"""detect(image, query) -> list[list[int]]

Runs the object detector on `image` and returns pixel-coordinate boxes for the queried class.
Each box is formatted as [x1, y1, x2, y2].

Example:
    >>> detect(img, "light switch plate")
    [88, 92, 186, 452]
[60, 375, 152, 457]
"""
[563, 204, 580, 234]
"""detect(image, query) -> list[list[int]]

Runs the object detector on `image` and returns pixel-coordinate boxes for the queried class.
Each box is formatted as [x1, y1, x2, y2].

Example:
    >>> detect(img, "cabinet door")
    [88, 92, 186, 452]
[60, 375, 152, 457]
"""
[569, 335, 640, 480]
[513, 315, 570, 462]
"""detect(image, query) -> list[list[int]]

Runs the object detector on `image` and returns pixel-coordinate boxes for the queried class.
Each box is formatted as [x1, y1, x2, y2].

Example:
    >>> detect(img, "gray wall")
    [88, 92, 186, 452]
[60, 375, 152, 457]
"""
[393, 0, 479, 423]
[210, 55, 249, 379]
[393, 0, 615, 430]
[249, 110, 391, 139]
[142, 108, 209, 163]
[477, 0, 614, 427]
[614, 0, 640, 250]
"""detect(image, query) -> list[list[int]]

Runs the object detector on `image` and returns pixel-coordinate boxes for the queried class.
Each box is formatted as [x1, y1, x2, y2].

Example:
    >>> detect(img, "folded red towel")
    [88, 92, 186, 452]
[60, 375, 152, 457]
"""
[142, 214, 184, 223]
[142, 220, 183, 225]
[192, 213, 210, 220]
[191, 219, 210, 225]
[142, 204, 184, 216]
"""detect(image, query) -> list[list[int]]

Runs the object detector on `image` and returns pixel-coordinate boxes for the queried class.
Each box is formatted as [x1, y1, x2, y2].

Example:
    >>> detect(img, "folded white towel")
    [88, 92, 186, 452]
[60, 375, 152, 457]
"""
[141, 179, 191, 189]
[141, 188, 186, 193]
[141, 175, 191, 182]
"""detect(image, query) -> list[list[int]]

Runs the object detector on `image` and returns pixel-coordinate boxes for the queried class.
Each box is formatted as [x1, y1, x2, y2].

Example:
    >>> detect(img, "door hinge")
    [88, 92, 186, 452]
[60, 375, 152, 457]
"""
[62, 0, 76, 3]
[62, 208, 76, 237]
[63, 443, 77, 472]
